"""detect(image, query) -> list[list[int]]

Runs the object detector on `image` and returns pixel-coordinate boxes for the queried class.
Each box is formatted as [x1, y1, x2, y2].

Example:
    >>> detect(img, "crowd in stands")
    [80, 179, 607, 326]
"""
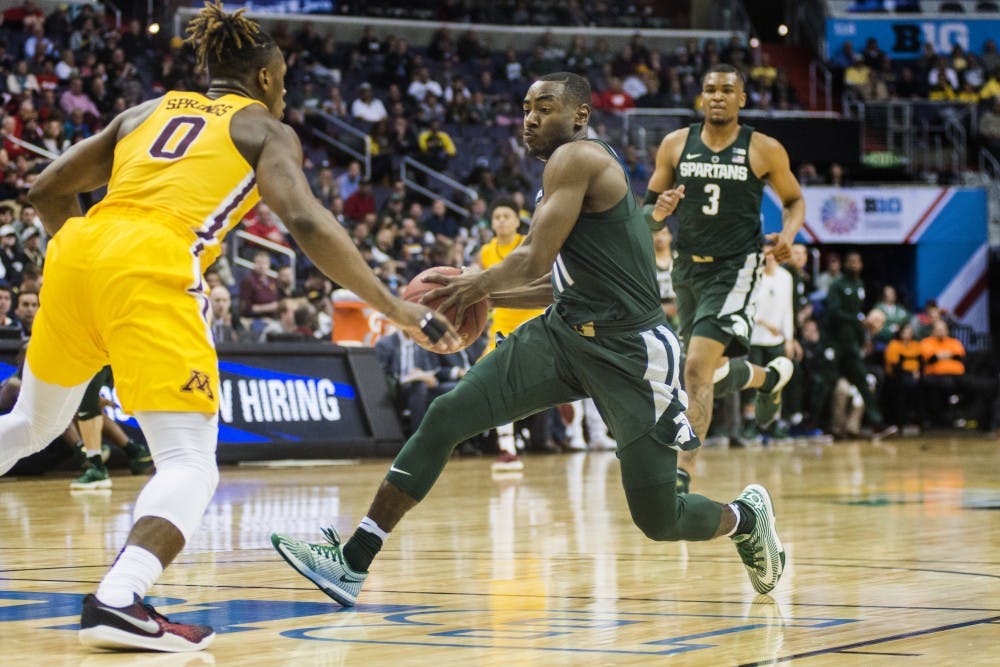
[0, 2, 992, 444]
[830, 35, 1000, 102]
[316, 0, 676, 29]
[826, 34, 1000, 157]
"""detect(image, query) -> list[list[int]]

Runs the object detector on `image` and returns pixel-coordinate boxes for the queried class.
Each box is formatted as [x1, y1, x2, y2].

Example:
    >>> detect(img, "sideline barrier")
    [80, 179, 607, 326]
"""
[0, 342, 404, 463]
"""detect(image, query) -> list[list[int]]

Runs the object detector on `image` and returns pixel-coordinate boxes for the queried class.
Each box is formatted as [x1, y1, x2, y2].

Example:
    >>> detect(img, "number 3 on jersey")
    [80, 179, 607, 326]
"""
[702, 183, 720, 216]
[149, 116, 206, 160]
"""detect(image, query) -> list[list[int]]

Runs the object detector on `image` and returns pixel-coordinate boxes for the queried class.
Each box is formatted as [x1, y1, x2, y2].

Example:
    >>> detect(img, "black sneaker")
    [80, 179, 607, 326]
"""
[79, 594, 214, 652]
[125, 441, 154, 475]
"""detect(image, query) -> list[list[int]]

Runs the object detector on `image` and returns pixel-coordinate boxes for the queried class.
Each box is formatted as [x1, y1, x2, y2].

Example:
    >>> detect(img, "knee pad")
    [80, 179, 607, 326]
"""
[0, 363, 90, 474]
[133, 412, 219, 543]
[0, 412, 36, 474]
[713, 359, 752, 396]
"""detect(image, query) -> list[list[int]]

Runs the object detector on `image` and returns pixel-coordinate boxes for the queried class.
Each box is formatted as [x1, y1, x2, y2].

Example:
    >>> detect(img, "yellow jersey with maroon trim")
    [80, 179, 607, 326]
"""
[88, 91, 264, 270]
[480, 233, 545, 337]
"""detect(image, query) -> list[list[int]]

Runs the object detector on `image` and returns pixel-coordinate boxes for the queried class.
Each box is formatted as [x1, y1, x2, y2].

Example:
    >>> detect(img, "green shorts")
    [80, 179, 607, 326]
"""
[77, 365, 113, 421]
[673, 251, 762, 358]
[465, 308, 696, 449]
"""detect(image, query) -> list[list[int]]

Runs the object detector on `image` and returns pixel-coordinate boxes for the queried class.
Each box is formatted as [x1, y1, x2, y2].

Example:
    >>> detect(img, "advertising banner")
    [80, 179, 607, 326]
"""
[0, 343, 404, 462]
[761, 185, 988, 331]
[96, 355, 368, 448]
[826, 17, 1000, 59]
[763, 186, 986, 245]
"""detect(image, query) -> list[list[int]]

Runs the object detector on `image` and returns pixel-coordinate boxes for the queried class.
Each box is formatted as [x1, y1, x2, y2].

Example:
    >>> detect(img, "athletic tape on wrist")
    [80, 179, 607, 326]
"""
[419, 312, 446, 344]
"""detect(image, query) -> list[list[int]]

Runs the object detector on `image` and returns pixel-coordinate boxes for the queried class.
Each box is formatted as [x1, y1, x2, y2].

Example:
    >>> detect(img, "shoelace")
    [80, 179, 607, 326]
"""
[735, 539, 763, 569]
[320, 526, 342, 546]
[304, 526, 345, 562]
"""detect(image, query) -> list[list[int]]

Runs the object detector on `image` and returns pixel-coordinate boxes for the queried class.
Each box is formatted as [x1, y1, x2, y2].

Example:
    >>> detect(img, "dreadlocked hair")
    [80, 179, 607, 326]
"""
[185, 1, 276, 79]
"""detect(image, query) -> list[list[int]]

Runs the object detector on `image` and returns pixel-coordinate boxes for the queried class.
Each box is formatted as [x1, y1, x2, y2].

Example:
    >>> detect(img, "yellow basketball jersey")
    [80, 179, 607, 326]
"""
[480, 234, 545, 336]
[88, 91, 264, 269]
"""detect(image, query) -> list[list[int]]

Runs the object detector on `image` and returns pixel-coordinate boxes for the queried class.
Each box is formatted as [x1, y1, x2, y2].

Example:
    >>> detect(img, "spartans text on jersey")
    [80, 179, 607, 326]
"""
[678, 162, 749, 181]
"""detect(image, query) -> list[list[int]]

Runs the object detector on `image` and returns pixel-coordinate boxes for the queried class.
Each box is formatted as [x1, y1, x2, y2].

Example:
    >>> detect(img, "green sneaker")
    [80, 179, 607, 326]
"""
[271, 527, 368, 607]
[767, 421, 791, 441]
[741, 421, 762, 445]
[71, 455, 112, 490]
[755, 357, 794, 429]
[731, 484, 785, 594]
[675, 467, 691, 495]
[124, 440, 154, 475]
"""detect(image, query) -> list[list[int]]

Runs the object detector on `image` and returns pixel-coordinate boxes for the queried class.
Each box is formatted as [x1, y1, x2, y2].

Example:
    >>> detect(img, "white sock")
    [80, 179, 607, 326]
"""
[96, 545, 164, 608]
[85, 448, 101, 458]
[496, 423, 517, 456]
[358, 516, 389, 542]
[724, 503, 741, 538]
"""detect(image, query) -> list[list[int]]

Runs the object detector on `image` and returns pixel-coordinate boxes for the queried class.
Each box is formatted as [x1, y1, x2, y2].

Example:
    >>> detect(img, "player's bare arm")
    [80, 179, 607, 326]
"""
[247, 111, 458, 348]
[428, 141, 600, 326]
[643, 128, 688, 227]
[488, 273, 555, 309]
[28, 99, 160, 235]
[424, 269, 554, 308]
[751, 132, 804, 263]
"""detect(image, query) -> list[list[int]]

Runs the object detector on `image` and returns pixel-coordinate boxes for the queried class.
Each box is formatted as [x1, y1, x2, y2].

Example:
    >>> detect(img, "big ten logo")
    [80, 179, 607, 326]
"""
[892, 22, 968, 54]
[863, 197, 902, 214]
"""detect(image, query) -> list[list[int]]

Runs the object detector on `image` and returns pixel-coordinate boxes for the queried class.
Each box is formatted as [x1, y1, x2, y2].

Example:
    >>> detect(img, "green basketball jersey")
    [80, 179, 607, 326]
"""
[550, 140, 662, 330]
[674, 122, 764, 257]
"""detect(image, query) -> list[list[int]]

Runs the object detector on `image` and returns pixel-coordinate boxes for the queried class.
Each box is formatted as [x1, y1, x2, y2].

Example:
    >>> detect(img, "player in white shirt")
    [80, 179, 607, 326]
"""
[742, 253, 794, 442]
[350, 82, 388, 124]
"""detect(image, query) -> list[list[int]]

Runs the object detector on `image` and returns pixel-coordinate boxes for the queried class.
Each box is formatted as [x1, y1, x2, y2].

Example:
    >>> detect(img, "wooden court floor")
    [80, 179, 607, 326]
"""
[1, 435, 998, 666]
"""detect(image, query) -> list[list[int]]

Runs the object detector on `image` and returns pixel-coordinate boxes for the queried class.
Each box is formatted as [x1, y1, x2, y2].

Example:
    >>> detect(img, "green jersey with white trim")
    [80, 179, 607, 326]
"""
[674, 122, 764, 257]
[549, 140, 663, 330]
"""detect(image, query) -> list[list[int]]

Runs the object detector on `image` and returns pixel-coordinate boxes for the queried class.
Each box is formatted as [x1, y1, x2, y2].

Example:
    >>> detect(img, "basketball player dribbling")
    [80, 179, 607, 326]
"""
[0, 2, 455, 652]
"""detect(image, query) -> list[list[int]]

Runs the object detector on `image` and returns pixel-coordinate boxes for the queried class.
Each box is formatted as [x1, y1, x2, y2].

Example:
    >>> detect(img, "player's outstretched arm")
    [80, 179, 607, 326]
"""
[253, 118, 457, 348]
[29, 98, 162, 235]
[755, 133, 804, 263]
[488, 273, 554, 309]
[480, 142, 592, 292]
[642, 129, 686, 229]
[28, 107, 137, 235]
[424, 143, 592, 327]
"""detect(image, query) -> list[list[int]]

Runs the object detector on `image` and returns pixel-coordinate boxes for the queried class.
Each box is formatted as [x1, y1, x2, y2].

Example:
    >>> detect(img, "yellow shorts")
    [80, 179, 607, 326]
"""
[27, 214, 218, 414]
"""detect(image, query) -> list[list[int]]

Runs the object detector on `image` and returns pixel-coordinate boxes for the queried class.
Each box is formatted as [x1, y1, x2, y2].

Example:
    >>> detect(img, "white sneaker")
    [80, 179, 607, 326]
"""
[588, 434, 617, 451]
[491, 452, 524, 472]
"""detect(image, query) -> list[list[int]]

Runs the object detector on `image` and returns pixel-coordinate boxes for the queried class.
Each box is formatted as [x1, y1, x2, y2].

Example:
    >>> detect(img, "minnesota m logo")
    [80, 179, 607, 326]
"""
[181, 370, 214, 400]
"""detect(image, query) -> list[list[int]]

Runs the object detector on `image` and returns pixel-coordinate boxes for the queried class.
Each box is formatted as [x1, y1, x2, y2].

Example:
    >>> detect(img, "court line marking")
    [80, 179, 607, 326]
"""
[1, 577, 998, 614]
[7, 557, 995, 584]
[738, 614, 1000, 666]
[836, 650, 922, 656]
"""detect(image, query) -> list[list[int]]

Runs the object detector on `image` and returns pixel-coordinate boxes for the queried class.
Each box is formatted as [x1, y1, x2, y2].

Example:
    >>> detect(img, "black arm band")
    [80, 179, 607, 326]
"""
[419, 312, 446, 344]
[643, 190, 664, 231]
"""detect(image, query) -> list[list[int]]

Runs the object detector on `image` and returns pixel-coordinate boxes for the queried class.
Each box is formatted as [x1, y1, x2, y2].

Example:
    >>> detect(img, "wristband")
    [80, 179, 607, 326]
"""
[419, 312, 446, 344]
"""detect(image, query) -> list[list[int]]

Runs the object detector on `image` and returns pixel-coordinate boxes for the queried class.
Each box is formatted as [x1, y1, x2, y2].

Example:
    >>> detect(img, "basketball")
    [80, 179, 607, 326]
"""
[402, 266, 489, 350]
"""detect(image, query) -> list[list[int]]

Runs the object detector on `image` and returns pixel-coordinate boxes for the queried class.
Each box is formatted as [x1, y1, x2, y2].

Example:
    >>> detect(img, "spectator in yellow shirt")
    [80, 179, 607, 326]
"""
[417, 119, 456, 172]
